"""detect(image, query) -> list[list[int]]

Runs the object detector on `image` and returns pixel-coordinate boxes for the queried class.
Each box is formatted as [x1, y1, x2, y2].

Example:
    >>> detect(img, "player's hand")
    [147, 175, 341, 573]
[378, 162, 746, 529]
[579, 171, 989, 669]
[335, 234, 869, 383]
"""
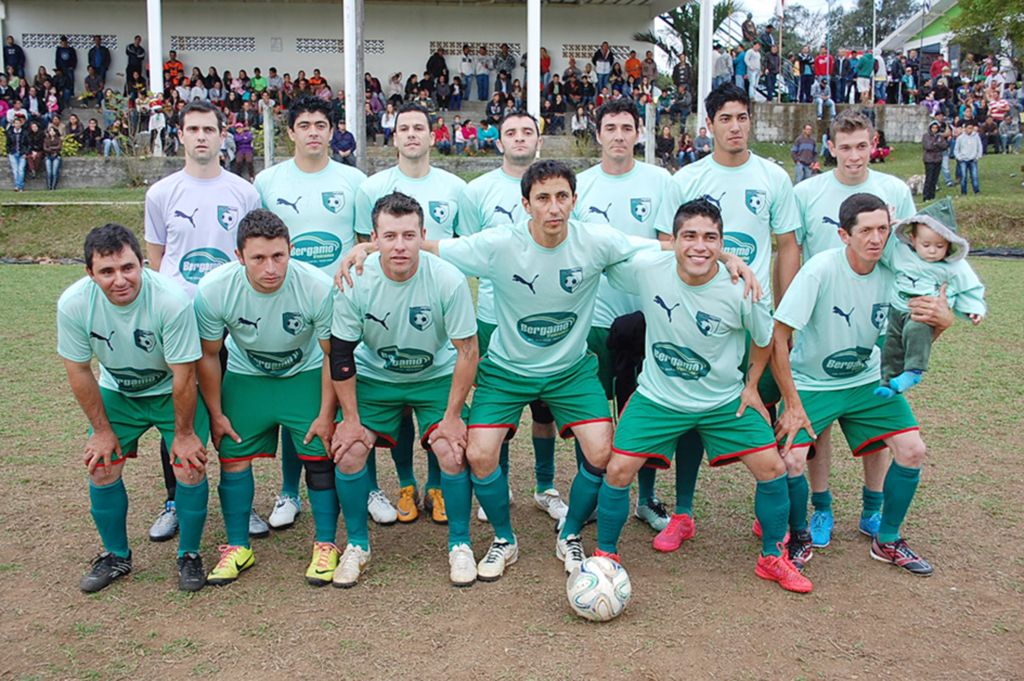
[304, 413, 337, 457]
[84, 429, 121, 477]
[429, 416, 468, 464]
[334, 243, 374, 291]
[727, 259, 763, 303]
[331, 420, 375, 464]
[968, 313, 983, 326]
[908, 282, 953, 336]
[171, 433, 208, 480]
[210, 413, 241, 451]
[773, 404, 815, 457]
[736, 383, 771, 426]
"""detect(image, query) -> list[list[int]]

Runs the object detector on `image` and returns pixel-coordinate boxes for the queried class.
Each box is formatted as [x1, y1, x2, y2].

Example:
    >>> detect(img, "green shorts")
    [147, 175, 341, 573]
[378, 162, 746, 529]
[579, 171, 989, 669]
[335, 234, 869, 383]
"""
[585, 326, 614, 401]
[477, 320, 556, 427]
[469, 353, 610, 440]
[345, 374, 466, 450]
[613, 392, 777, 469]
[97, 388, 210, 466]
[219, 369, 328, 462]
[781, 382, 919, 457]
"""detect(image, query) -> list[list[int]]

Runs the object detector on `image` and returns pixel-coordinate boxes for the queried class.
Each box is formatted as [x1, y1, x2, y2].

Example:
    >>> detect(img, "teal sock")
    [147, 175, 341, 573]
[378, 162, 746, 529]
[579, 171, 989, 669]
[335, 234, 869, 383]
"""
[811, 490, 833, 513]
[533, 437, 555, 492]
[390, 416, 417, 489]
[365, 451, 380, 493]
[787, 474, 810, 532]
[89, 478, 130, 558]
[754, 474, 790, 557]
[499, 442, 510, 480]
[890, 369, 923, 394]
[218, 468, 254, 549]
[862, 486, 884, 518]
[673, 431, 703, 515]
[175, 477, 208, 557]
[877, 462, 920, 543]
[560, 466, 603, 539]
[279, 428, 302, 499]
[596, 479, 631, 553]
[636, 466, 657, 505]
[426, 450, 441, 492]
[472, 468, 514, 542]
[308, 488, 340, 544]
[335, 466, 370, 550]
[441, 470, 472, 548]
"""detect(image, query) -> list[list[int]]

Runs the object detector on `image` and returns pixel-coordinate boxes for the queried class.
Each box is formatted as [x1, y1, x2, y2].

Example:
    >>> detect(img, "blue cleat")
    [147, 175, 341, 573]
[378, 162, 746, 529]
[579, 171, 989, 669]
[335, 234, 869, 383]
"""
[809, 510, 834, 548]
[858, 512, 882, 538]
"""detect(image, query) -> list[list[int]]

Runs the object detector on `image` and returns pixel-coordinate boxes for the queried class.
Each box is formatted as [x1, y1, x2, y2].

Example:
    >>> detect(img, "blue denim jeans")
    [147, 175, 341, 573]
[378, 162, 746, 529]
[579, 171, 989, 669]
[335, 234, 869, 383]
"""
[794, 162, 813, 184]
[816, 98, 836, 118]
[45, 155, 62, 190]
[8, 153, 26, 190]
[476, 74, 489, 101]
[959, 160, 979, 194]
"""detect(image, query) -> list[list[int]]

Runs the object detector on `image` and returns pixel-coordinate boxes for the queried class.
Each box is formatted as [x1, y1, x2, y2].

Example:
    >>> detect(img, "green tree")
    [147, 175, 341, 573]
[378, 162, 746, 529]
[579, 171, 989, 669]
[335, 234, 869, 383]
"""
[831, 0, 921, 50]
[780, 4, 828, 57]
[633, 1, 739, 76]
[949, 0, 1024, 53]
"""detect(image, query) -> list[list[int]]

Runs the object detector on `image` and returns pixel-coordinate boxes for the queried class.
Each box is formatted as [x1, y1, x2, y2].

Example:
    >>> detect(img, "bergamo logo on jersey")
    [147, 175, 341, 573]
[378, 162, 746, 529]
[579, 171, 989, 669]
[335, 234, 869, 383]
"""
[133, 329, 157, 352]
[217, 206, 239, 231]
[282, 312, 305, 336]
[180, 248, 230, 284]
[871, 303, 889, 330]
[560, 268, 583, 293]
[517, 312, 578, 347]
[630, 198, 652, 222]
[246, 348, 304, 376]
[409, 306, 433, 331]
[695, 311, 721, 336]
[651, 342, 710, 380]
[822, 346, 873, 378]
[745, 190, 766, 215]
[291, 232, 343, 268]
[107, 367, 168, 393]
[378, 346, 434, 373]
[723, 232, 757, 264]
[429, 201, 450, 224]
[322, 191, 346, 214]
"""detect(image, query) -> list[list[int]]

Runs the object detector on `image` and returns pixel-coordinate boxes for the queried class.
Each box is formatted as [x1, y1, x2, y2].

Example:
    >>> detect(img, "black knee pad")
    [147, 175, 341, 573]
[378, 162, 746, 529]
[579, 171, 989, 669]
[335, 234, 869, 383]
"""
[529, 399, 555, 425]
[581, 457, 606, 478]
[304, 458, 335, 491]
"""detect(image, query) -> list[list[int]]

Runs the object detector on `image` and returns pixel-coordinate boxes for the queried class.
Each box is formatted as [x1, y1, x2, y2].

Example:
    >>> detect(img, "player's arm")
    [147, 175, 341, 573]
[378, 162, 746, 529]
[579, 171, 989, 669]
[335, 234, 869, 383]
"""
[428, 334, 478, 460]
[335, 239, 446, 290]
[167, 361, 207, 477]
[146, 242, 164, 271]
[329, 336, 375, 462]
[196, 336, 239, 450]
[769, 320, 815, 455]
[304, 338, 338, 454]
[63, 358, 121, 476]
[774, 231, 800, 302]
[144, 194, 167, 270]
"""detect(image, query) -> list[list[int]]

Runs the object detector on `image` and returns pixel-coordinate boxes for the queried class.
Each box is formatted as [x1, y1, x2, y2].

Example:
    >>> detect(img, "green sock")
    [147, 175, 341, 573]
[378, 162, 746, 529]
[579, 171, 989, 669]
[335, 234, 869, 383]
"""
[441, 470, 472, 548]
[533, 437, 555, 492]
[335, 466, 370, 550]
[175, 477, 208, 557]
[673, 431, 703, 515]
[787, 474, 810, 532]
[755, 474, 790, 557]
[862, 486, 884, 518]
[308, 488, 340, 544]
[472, 468, 514, 542]
[596, 479, 631, 553]
[560, 466, 603, 539]
[636, 466, 657, 505]
[499, 442, 510, 480]
[218, 468, 254, 549]
[426, 450, 441, 492]
[365, 451, 380, 493]
[877, 462, 920, 544]
[811, 490, 833, 513]
[390, 416, 417, 489]
[279, 428, 302, 500]
[90, 478, 130, 558]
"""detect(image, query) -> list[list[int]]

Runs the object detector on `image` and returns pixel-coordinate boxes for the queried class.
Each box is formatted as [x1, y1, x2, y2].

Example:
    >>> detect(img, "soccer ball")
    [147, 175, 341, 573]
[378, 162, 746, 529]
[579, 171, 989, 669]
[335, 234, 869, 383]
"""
[566, 556, 631, 622]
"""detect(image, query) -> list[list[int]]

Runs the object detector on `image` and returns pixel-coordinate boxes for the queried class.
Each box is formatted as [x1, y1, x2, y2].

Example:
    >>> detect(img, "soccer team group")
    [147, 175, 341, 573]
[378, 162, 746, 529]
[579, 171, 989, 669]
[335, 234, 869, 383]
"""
[60, 85, 986, 598]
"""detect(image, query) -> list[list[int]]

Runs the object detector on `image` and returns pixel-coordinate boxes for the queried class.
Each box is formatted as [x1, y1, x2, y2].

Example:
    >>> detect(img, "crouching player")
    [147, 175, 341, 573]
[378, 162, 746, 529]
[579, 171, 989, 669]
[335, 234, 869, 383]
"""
[194, 209, 340, 586]
[59, 224, 211, 592]
[596, 199, 814, 594]
[330, 192, 479, 587]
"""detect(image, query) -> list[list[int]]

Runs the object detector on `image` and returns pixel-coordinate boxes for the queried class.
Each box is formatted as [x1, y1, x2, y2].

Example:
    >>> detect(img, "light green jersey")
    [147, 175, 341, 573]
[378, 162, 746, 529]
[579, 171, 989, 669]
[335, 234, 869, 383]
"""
[438, 220, 648, 376]
[194, 260, 333, 377]
[794, 169, 916, 262]
[572, 161, 680, 328]
[354, 165, 467, 241]
[57, 269, 201, 397]
[254, 158, 368, 274]
[333, 252, 477, 383]
[883, 241, 987, 316]
[457, 168, 527, 324]
[774, 248, 893, 391]
[607, 251, 772, 412]
[673, 152, 800, 304]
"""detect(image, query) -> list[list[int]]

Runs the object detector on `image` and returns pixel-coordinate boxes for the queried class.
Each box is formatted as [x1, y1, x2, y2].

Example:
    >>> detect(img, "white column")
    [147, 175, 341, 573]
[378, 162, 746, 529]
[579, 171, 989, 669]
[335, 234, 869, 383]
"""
[146, 0, 164, 156]
[696, 0, 714, 130]
[526, 0, 541, 120]
[343, 0, 366, 171]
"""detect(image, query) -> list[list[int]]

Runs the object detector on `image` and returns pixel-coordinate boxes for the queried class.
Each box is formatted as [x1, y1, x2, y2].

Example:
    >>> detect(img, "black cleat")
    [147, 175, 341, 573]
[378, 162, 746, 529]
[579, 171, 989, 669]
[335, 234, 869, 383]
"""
[80, 551, 132, 593]
[786, 529, 815, 572]
[177, 552, 207, 592]
[871, 536, 934, 577]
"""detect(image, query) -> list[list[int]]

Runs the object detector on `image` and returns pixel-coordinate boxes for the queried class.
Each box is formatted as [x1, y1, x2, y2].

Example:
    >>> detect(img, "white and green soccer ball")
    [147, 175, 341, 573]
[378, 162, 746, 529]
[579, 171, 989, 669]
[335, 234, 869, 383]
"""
[566, 556, 631, 622]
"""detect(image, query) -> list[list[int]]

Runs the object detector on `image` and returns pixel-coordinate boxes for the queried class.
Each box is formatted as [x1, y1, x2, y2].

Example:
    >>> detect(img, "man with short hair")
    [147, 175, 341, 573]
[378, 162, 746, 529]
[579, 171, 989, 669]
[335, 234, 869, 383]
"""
[6, 114, 29, 192]
[791, 124, 816, 184]
[494, 44, 517, 82]
[4, 36, 26, 79]
[855, 50, 875, 103]
[693, 126, 712, 159]
[163, 50, 184, 91]
[641, 51, 658, 83]
[126, 36, 146, 79]
[55, 36, 78, 101]
[744, 42, 763, 100]
[593, 42, 615, 94]
[625, 50, 642, 81]
[427, 47, 448, 81]
[251, 67, 268, 93]
[88, 35, 111, 83]
[813, 77, 835, 120]
[267, 67, 284, 94]
[458, 45, 475, 101]
[475, 46, 492, 102]
[59, 224, 210, 593]
[672, 53, 693, 92]
[563, 57, 582, 83]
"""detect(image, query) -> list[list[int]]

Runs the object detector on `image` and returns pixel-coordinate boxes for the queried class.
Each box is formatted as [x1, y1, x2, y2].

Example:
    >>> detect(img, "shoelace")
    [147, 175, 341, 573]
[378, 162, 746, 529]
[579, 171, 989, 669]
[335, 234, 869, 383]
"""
[810, 514, 829, 530]
[93, 552, 130, 574]
[565, 538, 584, 562]
[340, 547, 365, 570]
[313, 543, 338, 570]
[215, 545, 244, 570]
[482, 541, 510, 564]
[274, 495, 294, 510]
[647, 499, 669, 517]
[890, 538, 918, 561]
[369, 490, 389, 505]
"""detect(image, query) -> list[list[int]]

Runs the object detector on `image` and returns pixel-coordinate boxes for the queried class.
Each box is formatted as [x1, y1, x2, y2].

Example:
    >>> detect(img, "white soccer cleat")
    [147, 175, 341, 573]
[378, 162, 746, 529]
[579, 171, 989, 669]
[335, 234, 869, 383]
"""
[476, 488, 514, 523]
[448, 544, 477, 587]
[332, 544, 371, 588]
[249, 511, 270, 538]
[268, 495, 301, 529]
[367, 490, 398, 525]
[534, 489, 569, 522]
[556, 534, 585, 575]
[476, 537, 518, 582]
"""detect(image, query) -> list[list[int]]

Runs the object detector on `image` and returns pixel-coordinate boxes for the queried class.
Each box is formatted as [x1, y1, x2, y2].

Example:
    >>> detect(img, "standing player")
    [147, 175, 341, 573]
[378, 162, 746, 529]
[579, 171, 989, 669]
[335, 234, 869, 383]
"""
[144, 100, 262, 542]
[330, 193, 479, 587]
[194, 210, 339, 586]
[60, 224, 211, 593]
[254, 97, 384, 530]
[457, 112, 567, 525]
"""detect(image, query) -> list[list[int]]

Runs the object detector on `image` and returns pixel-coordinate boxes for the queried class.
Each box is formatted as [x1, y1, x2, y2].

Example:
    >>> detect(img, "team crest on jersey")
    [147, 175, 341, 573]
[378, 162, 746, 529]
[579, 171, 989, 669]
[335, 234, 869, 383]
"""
[871, 303, 889, 330]
[630, 198, 652, 223]
[409, 306, 433, 331]
[282, 312, 305, 336]
[322, 191, 346, 214]
[560, 268, 583, 293]
[429, 201, 450, 224]
[133, 329, 156, 353]
[745, 190, 766, 215]
[695, 311, 721, 337]
[217, 206, 239, 231]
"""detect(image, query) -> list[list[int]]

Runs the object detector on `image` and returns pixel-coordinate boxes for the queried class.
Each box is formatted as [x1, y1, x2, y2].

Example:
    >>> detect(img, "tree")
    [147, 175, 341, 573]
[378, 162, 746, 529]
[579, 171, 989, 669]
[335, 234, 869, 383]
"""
[633, 0, 739, 78]
[780, 4, 829, 57]
[831, 0, 921, 51]
[949, 0, 1024, 54]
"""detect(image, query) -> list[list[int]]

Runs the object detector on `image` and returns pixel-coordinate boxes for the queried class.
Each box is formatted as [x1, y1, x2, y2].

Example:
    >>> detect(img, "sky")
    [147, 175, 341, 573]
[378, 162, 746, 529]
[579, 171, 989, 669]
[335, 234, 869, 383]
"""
[746, 0, 859, 24]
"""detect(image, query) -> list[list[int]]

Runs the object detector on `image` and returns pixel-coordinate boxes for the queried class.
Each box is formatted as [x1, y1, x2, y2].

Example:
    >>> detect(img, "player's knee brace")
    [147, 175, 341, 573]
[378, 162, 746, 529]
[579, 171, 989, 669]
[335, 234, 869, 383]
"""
[581, 457, 607, 478]
[304, 458, 335, 491]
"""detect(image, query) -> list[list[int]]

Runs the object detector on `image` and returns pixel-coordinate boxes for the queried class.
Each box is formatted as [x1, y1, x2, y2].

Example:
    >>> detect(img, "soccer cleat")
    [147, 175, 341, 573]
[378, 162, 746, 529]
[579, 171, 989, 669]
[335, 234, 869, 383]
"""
[249, 511, 270, 538]
[305, 542, 340, 587]
[556, 534, 585, 575]
[332, 544, 371, 588]
[477, 537, 518, 582]
[476, 489, 514, 523]
[786, 529, 815, 572]
[80, 551, 132, 593]
[653, 513, 696, 553]
[533, 489, 569, 522]
[268, 495, 301, 530]
[755, 546, 814, 593]
[367, 490, 398, 525]
[809, 510, 834, 548]
[177, 552, 206, 592]
[424, 488, 448, 525]
[207, 545, 255, 586]
[634, 497, 671, 532]
[149, 501, 178, 542]
[858, 513, 882, 538]
[448, 544, 477, 587]
[752, 518, 790, 544]
[870, 536, 934, 577]
[396, 485, 420, 523]
[593, 548, 621, 564]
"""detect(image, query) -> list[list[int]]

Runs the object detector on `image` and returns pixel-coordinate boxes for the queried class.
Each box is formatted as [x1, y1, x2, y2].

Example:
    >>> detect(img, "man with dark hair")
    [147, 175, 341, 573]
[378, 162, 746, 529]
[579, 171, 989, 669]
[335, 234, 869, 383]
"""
[88, 35, 112, 83]
[195, 209, 339, 586]
[4, 36, 26, 79]
[593, 42, 615, 94]
[126, 36, 146, 80]
[55, 36, 78, 101]
[163, 50, 184, 91]
[59, 224, 210, 593]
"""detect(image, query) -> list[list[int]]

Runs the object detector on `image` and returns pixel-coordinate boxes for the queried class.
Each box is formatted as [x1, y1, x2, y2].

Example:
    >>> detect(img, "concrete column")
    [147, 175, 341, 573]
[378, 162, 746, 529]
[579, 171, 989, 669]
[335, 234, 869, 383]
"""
[526, 0, 541, 119]
[146, 0, 164, 156]
[696, 0, 714, 130]
[344, 0, 367, 172]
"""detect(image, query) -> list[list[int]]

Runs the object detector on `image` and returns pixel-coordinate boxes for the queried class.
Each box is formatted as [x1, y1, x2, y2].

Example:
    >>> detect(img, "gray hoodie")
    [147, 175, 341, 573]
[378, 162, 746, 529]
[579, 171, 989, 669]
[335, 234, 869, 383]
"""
[954, 130, 982, 162]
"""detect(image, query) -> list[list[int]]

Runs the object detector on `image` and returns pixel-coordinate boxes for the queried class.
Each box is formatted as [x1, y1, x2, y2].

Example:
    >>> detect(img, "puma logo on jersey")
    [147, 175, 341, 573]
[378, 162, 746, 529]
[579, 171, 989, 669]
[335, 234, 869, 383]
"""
[174, 208, 199, 228]
[365, 312, 391, 330]
[512, 273, 539, 294]
[238, 316, 261, 331]
[493, 204, 516, 222]
[276, 197, 301, 214]
[654, 295, 679, 322]
[832, 306, 854, 327]
[822, 215, 841, 228]
[588, 203, 612, 221]
[90, 330, 115, 351]
[701, 192, 726, 212]
[903, 274, 920, 286]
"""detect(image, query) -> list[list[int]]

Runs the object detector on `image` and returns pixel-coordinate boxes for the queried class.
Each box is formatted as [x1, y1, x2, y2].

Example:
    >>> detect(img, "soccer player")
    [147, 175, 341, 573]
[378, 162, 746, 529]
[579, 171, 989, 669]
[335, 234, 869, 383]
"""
[595, 199, 812, 594]
[353, 102, 468, 525]
[144, 100, 261, 542]
[253, 97, 381, 530]
[773, 193, 937, 577]
[457, 112, 567, 526]
[330, 193, 479, 587]
[194, 210, 339, 586]
[571, 98, 681, 534]
[59, 224, 210, 592]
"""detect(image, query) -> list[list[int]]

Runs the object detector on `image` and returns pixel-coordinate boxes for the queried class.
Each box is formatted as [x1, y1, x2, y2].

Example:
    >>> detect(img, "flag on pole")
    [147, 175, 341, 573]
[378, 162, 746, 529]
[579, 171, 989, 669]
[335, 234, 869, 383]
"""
[775, 0, 785, 18]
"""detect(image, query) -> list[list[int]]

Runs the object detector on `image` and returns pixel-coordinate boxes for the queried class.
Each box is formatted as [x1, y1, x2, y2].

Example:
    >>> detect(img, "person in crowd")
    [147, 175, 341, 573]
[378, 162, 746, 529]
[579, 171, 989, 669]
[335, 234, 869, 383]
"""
[921, 120, 948, 200]
[331, 118, 357, 166]
[792, 123, 817, 183]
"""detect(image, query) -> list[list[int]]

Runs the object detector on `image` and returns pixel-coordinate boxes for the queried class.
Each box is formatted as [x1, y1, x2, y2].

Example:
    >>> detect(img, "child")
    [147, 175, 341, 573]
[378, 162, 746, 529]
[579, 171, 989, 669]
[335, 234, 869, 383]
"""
[875, 198, 987, 398]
